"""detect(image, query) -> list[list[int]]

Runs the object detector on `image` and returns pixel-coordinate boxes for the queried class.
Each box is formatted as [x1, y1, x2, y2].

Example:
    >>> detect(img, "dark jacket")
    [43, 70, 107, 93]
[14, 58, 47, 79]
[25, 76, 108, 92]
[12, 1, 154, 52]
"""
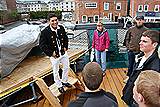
[122, 51, 160, 105]
[123, 25, 147, 52]
[68, 89, 118, 107]
[39, 25, 68, 57]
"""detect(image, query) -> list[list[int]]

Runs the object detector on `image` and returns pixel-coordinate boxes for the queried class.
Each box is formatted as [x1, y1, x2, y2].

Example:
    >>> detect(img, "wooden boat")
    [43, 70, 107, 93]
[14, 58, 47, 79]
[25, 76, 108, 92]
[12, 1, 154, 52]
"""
[0, 48, 85, 101]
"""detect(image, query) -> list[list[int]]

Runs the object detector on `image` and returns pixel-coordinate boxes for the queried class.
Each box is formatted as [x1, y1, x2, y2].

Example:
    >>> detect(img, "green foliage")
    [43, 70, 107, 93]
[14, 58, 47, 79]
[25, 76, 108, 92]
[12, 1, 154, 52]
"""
[8, 10, 20, 19]
[0, 10, 20, 24]
[29, 11, 62, 20]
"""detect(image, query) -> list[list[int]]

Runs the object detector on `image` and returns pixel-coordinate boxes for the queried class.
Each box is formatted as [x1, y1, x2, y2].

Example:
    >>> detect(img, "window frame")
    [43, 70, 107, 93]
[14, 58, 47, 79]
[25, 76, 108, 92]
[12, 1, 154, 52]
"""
[85, 2, 97, 8]
[104, 2, 109, 10]
[94, 15, 99, 22]
[138, 5, 143, 12]
[82, 15, 87, 22]
[154, 5, 159, 12]
[116, 3, 121, 10]
[144, 5, 149, 12]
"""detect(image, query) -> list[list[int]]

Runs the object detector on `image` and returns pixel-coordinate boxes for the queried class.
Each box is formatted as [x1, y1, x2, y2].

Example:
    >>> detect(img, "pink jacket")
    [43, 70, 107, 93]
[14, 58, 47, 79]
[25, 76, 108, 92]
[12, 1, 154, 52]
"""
[92, 30, 110, 51]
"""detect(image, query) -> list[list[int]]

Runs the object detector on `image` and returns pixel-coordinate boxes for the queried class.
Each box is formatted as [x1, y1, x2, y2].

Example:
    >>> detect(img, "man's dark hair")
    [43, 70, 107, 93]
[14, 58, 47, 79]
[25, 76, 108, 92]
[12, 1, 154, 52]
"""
[82, 62, 103, 90]
[142, 30, 159, 44]
[47, 13, 57, 21]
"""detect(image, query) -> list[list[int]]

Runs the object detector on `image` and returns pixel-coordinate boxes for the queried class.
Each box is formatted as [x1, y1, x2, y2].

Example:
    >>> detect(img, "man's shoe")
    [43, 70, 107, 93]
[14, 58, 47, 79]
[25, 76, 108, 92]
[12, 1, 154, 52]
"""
[62, 82, 72, 88]
[58, 87, 65, 93]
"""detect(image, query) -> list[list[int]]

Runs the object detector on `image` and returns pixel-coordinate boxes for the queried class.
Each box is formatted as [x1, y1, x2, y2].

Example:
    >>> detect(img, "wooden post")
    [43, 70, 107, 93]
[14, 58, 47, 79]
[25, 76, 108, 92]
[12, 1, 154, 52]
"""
[35, 78, 62, 107]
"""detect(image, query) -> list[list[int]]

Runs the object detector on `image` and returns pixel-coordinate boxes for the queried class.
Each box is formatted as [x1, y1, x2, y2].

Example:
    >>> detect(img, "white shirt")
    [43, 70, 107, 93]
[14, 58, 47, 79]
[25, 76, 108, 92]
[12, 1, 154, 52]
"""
[50, 25, 61, 55]
[138, 53, 152, 68]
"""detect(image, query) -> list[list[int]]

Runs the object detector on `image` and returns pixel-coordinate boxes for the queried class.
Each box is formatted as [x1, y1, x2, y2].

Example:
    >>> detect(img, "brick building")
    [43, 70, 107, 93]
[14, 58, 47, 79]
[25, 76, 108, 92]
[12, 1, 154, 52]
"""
[0, 0, 17, 24]
[75, 0, 128, 23]
[5, 0, 17, 11]
[130, 0, 160, 21]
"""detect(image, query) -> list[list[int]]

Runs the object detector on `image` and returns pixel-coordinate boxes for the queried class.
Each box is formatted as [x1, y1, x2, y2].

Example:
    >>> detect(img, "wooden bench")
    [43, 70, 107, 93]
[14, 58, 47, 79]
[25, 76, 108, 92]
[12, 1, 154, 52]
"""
[49, 77, 78, 97]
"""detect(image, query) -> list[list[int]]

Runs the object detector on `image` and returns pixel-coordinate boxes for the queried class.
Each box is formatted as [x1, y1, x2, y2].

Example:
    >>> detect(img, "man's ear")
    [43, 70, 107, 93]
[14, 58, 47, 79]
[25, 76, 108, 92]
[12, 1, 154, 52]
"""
[153, 42, 158, 48]
[138, 93, 144, 102]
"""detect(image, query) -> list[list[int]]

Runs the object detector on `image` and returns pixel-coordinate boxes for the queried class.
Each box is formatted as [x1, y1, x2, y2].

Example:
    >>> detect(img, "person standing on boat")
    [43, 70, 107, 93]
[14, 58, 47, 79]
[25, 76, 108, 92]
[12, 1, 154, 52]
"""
[91, 21, 110, 76]
[123, 16, 148, 82]
[39, 13, 72, 93]
[68, 62, 118, 107]
[122, 30, 160, 106]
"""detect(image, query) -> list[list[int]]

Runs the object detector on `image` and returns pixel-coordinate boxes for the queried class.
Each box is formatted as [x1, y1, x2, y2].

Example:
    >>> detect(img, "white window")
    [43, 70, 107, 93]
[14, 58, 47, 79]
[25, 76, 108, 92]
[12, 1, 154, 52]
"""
[116, 3, 121, 10]
[85, 2, 97, 8]
[138, 5, 143, 12]
[94, 15, 99, 22]
[144, 5, 149, 12]
[154, 5, 159, 12]
[104, 3, 109, 10]
[82, 15, 87, 22]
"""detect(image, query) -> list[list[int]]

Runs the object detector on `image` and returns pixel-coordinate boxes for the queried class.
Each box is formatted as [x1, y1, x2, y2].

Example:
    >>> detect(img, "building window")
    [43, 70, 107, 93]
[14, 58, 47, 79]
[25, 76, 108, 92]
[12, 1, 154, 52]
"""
[154, 5, 159, 12]
[85, 2, 97, 8]
[82, 15, 87, 22]
[116, 3, 121, 10]
[138, 5, 143, 12]
[144, 5, 149, 12]
[94, 15, 99, 22]
[104, 3, 109, 10]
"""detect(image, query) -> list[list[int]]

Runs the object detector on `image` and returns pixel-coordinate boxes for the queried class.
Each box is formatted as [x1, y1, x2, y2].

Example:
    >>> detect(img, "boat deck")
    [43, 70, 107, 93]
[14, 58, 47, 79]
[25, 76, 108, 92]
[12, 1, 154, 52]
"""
[0, 48, 85, 99]
[17, 68, 128, 107]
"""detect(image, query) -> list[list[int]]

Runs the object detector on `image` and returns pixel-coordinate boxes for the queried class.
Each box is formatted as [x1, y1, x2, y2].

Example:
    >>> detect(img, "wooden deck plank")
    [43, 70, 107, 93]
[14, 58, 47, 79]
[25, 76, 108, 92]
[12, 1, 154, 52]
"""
[12, 68, 128, 107]
[49, 77, 78, 97]
[44, 99, 52, 107]
[109, 69, 123, 100]
[118, 68, 127, 80]
[37, 97, 46, 107]
[0, 49, 85, 99]
[110, 69, 127, 106]
[113, 68, 125, 86]
[101, 69, 113, 93]
[62, 90, 71, 107]
[106, 69, 126, 107]
[69, 89, 77, 101]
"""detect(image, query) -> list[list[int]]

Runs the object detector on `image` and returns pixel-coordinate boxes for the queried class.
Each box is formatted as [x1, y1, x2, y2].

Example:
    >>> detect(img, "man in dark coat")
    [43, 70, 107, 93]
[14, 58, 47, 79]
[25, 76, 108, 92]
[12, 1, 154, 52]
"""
[122, 30, 160, 106]
[39, 13, 71, 93]
[68, 62, 118, 107]
[123, 16, 148, 81]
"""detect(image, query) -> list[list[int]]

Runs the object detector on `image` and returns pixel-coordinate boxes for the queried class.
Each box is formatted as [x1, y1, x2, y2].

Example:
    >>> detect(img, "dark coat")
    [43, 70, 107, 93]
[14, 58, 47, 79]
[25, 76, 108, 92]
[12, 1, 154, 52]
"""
[39, 25, 68, 57]
[68, 89, 118, 107]
[123, 26, 147, 52]
[122, 51, 160, 105]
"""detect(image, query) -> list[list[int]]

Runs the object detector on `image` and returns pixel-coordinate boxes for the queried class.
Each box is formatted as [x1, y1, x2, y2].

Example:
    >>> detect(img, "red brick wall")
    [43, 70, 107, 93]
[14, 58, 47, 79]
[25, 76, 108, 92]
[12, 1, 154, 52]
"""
[6, 0, 17, 11]
[75, 0, 128, 23]
[130, 0, 160, 17]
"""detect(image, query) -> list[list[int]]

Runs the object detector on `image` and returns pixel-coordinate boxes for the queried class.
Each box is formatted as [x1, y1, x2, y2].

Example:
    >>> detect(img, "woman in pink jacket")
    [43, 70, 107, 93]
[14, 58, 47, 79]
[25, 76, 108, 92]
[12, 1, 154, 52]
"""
[92, 21, 110, 76]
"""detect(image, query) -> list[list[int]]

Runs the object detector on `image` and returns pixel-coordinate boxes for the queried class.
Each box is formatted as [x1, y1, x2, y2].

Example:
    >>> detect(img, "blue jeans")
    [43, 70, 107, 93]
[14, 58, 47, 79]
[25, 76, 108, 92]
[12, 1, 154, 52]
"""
[95, 49, 106, 72]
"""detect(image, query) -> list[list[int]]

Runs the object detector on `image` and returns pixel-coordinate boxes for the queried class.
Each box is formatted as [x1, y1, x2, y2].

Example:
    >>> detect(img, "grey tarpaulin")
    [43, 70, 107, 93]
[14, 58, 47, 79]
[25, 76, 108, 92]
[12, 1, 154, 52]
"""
[0, 24, 43, 79]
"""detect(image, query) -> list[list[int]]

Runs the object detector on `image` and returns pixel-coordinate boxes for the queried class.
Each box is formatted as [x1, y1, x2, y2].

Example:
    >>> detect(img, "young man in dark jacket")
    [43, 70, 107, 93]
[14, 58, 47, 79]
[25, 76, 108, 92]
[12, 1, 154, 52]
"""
[123, 16, 148, 81]
[122, 30, 160, 106]
[68, 62, 118, 107]
[39, 13, 71, 93]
